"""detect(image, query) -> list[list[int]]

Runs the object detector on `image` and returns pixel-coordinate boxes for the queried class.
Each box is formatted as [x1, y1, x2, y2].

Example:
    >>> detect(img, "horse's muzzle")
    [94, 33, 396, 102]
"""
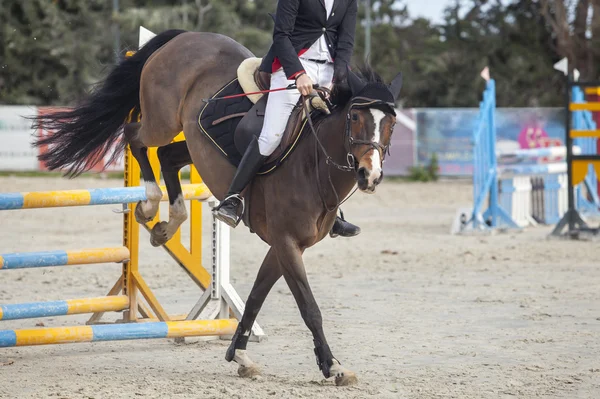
[357, 166, 383, 193]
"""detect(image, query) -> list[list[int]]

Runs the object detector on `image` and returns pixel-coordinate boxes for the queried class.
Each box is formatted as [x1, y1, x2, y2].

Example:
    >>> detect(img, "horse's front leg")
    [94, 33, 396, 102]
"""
[274, 238, 358, 386]
[226, 248, 282, 377]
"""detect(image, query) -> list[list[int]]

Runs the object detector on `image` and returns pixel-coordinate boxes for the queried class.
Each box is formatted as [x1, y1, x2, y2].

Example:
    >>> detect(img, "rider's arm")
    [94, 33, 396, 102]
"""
[272, 0, 306, 80]
[333, 0, 358, 82]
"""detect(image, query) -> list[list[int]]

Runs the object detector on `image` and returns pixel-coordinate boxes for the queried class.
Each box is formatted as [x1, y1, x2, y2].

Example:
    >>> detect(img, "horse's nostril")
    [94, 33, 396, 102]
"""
[358, 167, 368, 181]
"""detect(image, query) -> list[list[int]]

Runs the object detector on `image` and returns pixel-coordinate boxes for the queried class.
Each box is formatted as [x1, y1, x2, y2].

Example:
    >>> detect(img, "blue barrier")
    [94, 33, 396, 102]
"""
[464, 79, 593, 231]
[0, 184, 210, 211]
[468, 80, 518, 229]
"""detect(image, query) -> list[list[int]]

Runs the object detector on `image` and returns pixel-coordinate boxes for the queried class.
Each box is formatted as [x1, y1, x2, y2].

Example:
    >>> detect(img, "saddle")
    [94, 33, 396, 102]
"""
[235, 57, 330, 164]
[237, 57, 271, 102]
[197, 57, 330, 175]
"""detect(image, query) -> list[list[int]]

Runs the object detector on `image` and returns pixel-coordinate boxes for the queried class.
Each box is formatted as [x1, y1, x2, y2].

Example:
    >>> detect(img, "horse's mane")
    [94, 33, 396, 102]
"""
[330, 64, 384, 108]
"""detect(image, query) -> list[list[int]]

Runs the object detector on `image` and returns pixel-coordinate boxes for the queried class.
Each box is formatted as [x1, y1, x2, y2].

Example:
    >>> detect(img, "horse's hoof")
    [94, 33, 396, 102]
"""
[330, 360, 358, 386]
[238, 364, 261, 378]
[134, 201, 153, 224]
[150, 221, 169, 247]
[231, 349, 260, 378]
[335, 372, 358, 386]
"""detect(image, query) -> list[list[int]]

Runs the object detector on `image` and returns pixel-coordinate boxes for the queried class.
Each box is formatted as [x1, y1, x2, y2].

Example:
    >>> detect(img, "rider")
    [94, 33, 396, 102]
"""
[214, 0, 361, 238]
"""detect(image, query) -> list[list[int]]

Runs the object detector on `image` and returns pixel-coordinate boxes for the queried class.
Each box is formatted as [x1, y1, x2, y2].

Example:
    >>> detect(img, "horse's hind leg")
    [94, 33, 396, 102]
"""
[124, 123, 162, 223]
[225, 248, 282, 378]
[148, 141, 192, 247]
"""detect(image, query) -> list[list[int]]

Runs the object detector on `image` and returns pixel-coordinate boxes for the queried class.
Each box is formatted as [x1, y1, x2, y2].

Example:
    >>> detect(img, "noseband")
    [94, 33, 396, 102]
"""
[305, 90, 395, 212]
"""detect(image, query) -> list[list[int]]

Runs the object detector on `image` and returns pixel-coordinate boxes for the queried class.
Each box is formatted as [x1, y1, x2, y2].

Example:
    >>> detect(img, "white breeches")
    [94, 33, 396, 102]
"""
[257, 59, 334, 156]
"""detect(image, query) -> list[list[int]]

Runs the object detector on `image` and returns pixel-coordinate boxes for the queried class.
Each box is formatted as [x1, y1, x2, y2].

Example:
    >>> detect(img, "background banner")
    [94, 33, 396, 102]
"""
[416, 108, 565, 176]
[0, 106, 39, 171]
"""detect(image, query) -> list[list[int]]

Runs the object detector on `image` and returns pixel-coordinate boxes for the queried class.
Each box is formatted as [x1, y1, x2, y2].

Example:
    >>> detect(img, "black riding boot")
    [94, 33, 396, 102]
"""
[213, 137, 266, 228]
[329, 211, 361, 238]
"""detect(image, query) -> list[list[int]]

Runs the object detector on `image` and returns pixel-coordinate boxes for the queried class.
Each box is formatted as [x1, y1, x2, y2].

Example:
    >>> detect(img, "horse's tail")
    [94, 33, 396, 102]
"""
[32, 29, 186, 177]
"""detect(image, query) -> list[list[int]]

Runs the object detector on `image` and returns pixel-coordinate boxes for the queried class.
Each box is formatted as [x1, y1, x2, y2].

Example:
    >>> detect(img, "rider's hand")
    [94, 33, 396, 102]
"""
[296, 73, 314, 96]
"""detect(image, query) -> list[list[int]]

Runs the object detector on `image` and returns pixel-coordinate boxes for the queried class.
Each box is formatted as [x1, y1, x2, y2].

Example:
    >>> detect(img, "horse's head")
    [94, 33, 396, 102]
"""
[345, 68, 403, 193]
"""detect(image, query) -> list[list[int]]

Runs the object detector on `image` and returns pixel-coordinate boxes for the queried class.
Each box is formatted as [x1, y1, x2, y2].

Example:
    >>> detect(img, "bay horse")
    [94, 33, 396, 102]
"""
[33, 30, 402, 386]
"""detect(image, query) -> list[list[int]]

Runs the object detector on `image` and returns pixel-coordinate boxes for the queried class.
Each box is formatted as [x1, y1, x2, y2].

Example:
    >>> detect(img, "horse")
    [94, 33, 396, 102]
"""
[33, 29, 403, 386]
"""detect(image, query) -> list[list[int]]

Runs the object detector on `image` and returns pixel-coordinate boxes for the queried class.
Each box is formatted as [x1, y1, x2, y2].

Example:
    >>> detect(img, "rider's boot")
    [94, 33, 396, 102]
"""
[213, 137, 266, 228]
[329, 210, 361, 238]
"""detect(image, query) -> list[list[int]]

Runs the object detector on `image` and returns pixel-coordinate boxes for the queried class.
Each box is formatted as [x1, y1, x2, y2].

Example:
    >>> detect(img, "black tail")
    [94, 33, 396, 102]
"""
[32, 29, 186, 176]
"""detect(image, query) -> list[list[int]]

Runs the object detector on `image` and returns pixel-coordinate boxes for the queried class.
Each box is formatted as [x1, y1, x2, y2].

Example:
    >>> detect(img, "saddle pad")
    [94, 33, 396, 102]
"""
[197, 78, 321, 175]
[197, 78, 252, 166]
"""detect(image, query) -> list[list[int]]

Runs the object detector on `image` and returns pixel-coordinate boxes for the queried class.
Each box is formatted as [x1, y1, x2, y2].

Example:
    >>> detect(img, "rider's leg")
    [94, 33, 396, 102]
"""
[256, 69, 301, 156]
[213, 69, 300, 228]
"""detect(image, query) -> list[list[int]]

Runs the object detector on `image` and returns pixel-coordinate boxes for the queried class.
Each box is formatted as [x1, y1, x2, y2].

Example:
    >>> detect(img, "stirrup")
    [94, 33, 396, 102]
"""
[213, 194, 245, 227]
[216, 194, 245, 212]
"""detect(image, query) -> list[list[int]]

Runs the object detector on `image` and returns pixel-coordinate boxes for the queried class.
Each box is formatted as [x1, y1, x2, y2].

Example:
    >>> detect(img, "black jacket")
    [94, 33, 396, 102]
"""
[259, 0, 358, 81]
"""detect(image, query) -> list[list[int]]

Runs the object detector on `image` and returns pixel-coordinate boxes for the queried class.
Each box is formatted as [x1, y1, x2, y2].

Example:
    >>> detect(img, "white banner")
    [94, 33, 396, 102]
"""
[0, 106, 40, 171]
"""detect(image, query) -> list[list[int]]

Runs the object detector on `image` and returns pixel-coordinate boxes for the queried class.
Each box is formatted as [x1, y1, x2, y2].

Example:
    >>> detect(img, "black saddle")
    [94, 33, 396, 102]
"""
[197, 77, 325, 175]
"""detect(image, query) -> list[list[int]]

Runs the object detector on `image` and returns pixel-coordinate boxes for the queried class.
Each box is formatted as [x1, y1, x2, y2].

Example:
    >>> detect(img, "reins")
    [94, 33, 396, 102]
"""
[304, 90, 391, 213]
[304, 96, 355, 213]
[303, 90, 356, 174]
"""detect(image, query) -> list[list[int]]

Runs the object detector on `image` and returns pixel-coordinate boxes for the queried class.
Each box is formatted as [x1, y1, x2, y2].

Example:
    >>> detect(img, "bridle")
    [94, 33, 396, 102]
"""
[344, 96, 395, 165]
[305, 88, 396, 212]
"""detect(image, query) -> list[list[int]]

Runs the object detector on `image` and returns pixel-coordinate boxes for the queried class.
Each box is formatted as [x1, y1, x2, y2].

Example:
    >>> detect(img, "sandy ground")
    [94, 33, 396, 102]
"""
[0, 176, 599, 399]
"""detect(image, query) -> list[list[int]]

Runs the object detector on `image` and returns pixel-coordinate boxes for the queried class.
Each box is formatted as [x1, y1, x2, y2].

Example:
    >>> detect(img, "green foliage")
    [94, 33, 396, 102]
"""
[407, 165, 432, 182]
[0, 0, 277, 105]
[407, 153, 439, 182]
[351, 0, 565, 108]
[0, 0, 596, 107]
[0, 0, 113, 104]
[427, 153, 439, 181]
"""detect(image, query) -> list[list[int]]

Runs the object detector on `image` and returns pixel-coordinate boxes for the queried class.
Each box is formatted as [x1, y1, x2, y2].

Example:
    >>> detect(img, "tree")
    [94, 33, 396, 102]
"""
[116, 0, 275, 56]
[0, 0, 586, 108]
[540, 0, 600, 80]
[0, 0, 113, 105]
[442, 0, 561, 107]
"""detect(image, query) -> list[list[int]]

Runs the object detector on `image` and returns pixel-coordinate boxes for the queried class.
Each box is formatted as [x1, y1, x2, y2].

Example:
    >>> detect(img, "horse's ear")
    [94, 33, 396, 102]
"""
[388, 72, 403, 101]
[347, 65, 366, 95]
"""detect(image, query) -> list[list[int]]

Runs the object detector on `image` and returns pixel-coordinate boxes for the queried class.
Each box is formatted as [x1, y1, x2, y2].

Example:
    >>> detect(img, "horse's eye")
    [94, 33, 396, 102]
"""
[352, 113, 358, 121]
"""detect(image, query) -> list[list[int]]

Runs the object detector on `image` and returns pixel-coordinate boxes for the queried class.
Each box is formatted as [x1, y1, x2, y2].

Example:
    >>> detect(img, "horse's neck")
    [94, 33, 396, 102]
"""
[313, 104, 357, 206]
